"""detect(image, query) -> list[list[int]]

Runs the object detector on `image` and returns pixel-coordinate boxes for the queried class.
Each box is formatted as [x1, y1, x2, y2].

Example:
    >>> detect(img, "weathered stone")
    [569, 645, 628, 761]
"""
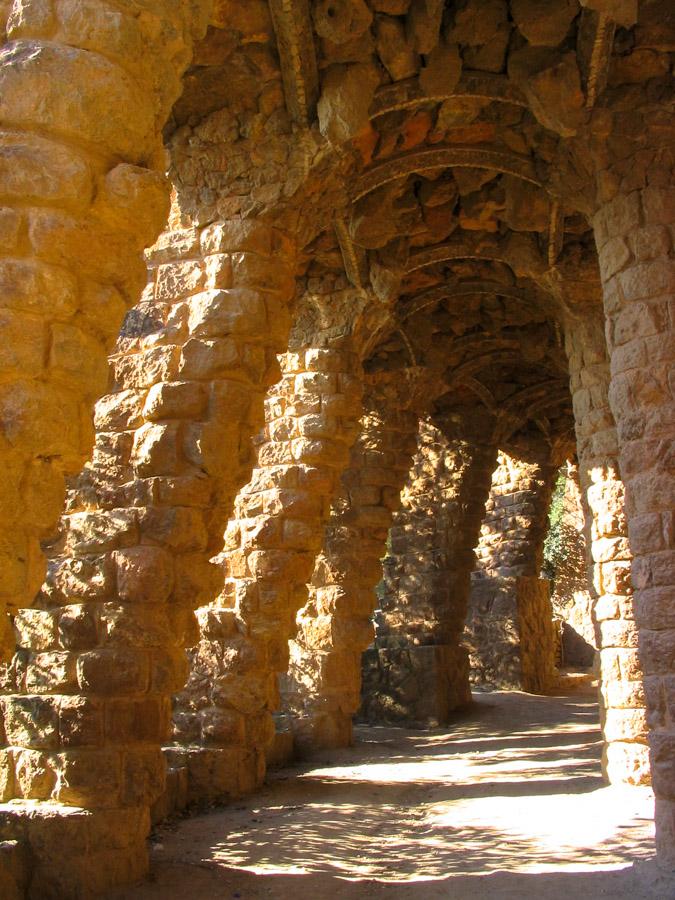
[406, 0, 444, 54]
[419, 41, 462, 98]
[447, 0, 508, 46]
[313, 0, 372, 44]
[511, 0, 578, 46]
[375, 15, 418, 83]
[509, 48, 586, 137]
[318, 62, 381, 145]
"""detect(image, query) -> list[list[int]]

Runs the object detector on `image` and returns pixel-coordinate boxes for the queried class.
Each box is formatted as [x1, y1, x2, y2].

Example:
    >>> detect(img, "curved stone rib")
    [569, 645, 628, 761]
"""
[335, 216, 367, 288]
[496, 387, 572, 442]
[399, 280, 538, 321]
[500, 380, 570, 415]
[353, 146, 543, 202]
[584, 12, 616, 109]
[269, 0, 319, 125]
[548, 201, 565, 267]
[457, 376, 497, 412]
[406, 236, 546, 275]
[445, 349, 523, 385]
[397, 325, 418, 366]
[370, 72, 528, 120]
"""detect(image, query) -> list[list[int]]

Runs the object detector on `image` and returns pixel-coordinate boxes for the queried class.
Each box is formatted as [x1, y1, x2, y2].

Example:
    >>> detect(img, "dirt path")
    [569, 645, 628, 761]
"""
[109, 688, 675, 899]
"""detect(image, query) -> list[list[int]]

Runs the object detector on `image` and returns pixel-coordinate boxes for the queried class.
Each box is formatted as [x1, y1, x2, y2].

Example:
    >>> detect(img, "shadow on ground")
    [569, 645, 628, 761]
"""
[109, 689, 669, 900]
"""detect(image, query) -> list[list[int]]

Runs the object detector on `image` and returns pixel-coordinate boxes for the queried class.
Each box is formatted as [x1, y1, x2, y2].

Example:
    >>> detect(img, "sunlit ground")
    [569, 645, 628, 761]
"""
[111, 688, 670, 899]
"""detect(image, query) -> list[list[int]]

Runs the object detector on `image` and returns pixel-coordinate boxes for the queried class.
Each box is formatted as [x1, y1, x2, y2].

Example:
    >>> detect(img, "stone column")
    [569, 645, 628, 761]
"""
[0, 0, 212, 657]
[0, 218, 296, 897]
[282, 379, 421, 752]
[564, 313, 649, 786]
[362, 413, 497, 726]
[593, 180, 675, 863]
[467, 446, 559, 692]
[169, 346, 363, 803]
[475, 449, 558, 577]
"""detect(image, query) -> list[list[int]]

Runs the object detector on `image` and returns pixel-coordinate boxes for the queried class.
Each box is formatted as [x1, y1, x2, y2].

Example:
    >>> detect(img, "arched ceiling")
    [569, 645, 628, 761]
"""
[169, 1, 670, 450]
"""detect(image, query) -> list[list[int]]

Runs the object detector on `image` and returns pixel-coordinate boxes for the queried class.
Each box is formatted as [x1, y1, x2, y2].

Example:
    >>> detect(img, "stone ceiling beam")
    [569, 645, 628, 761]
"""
[548, 201, 565, 266]
[334, 216, 368, 289]
[458, 376, 497, 413]
[369, 72, 528, 120]
[405, 236, 548, 276]
[445, 349, 524, 385]
[353, 145, 544, 202]
[578, 8, 617, 109]
[399, 280, 542, 321]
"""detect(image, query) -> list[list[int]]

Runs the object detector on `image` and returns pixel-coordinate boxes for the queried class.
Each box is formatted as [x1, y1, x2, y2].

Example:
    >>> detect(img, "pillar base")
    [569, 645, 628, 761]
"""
[291, 711, 354, 755]
[161, 744, 264, 810]
[360, 644, 471, 727]
[603, 740, 651, 786]
[467, 575, 558, 693]
[0, 801, 149, 899]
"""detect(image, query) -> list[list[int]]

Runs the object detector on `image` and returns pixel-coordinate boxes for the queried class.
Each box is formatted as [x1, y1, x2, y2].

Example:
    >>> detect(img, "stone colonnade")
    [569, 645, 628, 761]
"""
[0, 3, 673, 891]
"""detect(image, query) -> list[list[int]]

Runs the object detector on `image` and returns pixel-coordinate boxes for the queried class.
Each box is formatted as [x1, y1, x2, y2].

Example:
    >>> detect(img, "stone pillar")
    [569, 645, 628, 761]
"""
[282, 379, 421, 752]
[362, 414, 496, 726]
[170, 346, 363, 802]
[593, 181, 675, 863]
[564, 313, 649, 786]
[466, 447, 559, 692]
[0, 218, 296, 897]
[0, 0, 212, 657]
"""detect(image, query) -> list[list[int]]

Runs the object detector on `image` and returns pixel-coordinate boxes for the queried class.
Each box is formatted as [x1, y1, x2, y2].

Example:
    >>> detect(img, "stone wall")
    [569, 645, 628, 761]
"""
[564, 314, 649, 786]
[475, 450, 557, 577]
[593, 177, 675, 862]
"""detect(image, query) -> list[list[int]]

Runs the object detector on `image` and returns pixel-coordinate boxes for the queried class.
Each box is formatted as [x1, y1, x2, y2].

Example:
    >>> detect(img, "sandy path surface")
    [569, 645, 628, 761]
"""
[108, 688, 675, 899]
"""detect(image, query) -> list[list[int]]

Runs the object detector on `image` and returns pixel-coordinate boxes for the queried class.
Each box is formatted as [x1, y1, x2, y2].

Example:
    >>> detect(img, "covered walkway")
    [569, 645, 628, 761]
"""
[110, 687, 669, 900]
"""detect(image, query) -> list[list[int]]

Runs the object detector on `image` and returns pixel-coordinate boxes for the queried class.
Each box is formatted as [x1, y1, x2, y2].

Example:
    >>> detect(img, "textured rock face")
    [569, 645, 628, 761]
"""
[564, 314, 650, 787]
[168, 345, 363, 802]
[0, 0, 673, 891]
